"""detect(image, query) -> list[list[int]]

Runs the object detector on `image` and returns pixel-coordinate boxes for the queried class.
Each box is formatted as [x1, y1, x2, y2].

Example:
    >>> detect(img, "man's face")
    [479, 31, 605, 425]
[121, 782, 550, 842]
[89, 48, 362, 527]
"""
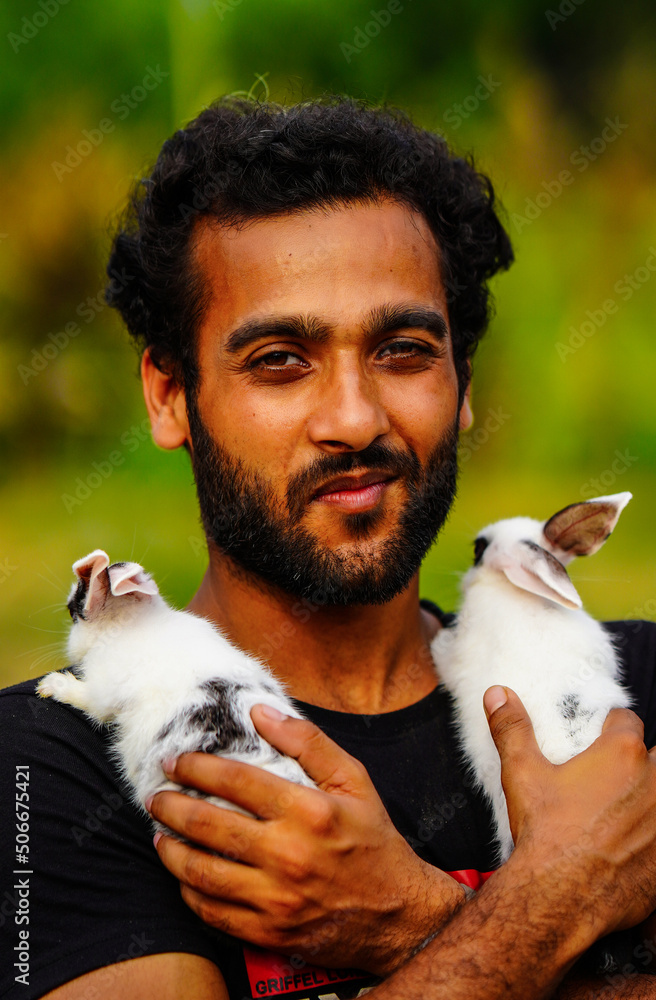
[186, 199, 469, 605]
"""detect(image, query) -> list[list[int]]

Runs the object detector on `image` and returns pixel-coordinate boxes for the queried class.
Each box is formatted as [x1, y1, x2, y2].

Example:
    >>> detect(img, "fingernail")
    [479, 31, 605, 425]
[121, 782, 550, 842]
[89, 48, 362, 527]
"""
[153, 832, 162, 848]
[162, 757, 177, 775]
[484, 686, 508, 718]
[256, 704, 287, 721]
[145, 795, 153, 812]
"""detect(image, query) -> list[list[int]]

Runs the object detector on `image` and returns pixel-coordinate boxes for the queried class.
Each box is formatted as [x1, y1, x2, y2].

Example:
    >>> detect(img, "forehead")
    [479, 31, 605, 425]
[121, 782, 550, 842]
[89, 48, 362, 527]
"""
[192, 199, 449, 344]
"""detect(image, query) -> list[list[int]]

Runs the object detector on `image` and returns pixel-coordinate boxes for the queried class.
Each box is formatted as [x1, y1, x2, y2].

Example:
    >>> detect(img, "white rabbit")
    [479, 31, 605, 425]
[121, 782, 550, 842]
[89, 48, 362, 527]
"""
[432, 492, 633, 864]
[37, 550, 314, 826]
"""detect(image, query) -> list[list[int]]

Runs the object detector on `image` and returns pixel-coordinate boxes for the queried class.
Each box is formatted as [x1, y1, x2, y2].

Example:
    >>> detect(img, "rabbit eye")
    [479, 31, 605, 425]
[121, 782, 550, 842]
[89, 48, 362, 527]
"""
[473, 537, 489, 565]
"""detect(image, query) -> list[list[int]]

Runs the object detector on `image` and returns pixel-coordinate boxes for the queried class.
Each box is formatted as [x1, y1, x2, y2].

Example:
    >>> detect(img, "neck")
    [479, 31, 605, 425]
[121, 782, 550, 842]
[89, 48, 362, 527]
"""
[186, 548, 441, 714]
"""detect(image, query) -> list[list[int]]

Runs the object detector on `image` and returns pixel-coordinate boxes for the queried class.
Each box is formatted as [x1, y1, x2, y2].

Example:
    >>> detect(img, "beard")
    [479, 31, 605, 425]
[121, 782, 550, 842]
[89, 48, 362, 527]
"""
[187, 399, 460, 606]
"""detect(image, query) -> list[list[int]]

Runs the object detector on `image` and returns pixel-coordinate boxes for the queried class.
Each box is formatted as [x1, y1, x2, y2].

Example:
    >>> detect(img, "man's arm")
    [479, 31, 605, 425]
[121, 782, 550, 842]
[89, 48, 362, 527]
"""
[150, 709, 466, 975]
[369, 688, 656, 999]
[150, 707, 466, 975]
[0, 687, 236, 1000]
[367, 860, 656, 1000]
[42, 953, 228, 1000]
[150, 689, 656, 998]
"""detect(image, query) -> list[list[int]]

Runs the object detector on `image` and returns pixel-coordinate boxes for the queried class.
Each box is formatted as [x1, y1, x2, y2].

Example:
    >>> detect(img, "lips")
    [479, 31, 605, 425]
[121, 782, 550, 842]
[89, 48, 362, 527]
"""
[311, 471, 396, 500]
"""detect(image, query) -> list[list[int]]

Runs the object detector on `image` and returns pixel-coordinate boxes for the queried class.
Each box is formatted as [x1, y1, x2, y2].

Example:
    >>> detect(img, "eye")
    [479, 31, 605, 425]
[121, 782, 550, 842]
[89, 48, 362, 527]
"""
[251, 350, 308, 370]
[377, 339, 433, 359]
[473, 537, 489, 566]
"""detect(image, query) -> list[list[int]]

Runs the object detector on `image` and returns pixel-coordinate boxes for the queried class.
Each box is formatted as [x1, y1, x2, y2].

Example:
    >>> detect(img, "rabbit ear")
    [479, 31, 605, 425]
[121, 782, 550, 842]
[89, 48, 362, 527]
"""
[543, 492, 632, 562]
[496, 541, 582, 610]
[107, 561, 159, 599]
[70, 550, 111, 618]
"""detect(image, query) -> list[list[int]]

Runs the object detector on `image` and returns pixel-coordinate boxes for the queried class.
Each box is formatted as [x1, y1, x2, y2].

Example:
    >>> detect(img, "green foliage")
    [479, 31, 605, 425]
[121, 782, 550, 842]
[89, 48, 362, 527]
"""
[1, 0, 655, 685]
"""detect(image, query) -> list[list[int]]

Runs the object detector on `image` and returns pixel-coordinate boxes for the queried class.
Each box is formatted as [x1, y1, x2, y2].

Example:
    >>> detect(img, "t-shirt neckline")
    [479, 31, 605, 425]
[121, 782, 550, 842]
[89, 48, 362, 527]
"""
[291, 598, 453, 737]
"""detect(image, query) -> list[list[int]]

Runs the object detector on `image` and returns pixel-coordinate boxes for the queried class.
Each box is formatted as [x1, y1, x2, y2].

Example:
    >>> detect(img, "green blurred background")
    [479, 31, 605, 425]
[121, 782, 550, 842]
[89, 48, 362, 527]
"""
[1, 0, 655, 687]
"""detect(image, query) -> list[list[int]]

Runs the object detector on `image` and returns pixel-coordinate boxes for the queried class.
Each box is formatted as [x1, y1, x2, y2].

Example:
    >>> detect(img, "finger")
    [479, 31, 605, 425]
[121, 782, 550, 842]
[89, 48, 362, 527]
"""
[150, 788, 267, 860]
[251, 705, 371, 794]
[179, 884, 274, 941]
[484, 686, 543, 771]
[600, 706, 645, 741]
[154, 831, 264, 907]
[164, 753, 311, 821]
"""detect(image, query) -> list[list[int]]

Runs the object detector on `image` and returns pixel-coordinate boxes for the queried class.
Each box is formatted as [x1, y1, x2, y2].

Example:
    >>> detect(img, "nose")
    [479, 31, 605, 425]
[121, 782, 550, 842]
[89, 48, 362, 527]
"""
[306, 358, 391, 453]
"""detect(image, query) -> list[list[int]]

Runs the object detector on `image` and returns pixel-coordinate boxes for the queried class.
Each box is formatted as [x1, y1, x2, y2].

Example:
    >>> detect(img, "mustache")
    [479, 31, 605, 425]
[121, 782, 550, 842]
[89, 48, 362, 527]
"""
[286, 442, 422, 522]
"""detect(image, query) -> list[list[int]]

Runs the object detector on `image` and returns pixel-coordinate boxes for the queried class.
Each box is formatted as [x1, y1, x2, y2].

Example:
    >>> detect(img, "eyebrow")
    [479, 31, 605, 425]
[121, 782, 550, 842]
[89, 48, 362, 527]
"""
[223, 303, 449, 354]
[225, 315, 331, 354]
[365, 303, 449, 342]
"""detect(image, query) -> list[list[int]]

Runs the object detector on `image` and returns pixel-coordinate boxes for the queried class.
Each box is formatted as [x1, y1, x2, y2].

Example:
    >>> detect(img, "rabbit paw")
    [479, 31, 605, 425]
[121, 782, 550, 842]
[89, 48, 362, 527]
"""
[37, 670, 85, 707]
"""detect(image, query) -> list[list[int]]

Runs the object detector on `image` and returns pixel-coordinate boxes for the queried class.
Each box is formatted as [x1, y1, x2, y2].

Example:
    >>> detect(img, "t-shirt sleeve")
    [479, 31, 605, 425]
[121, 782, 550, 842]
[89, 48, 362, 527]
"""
[0, 681, 223, 1000]
[606, 619, 656, 747]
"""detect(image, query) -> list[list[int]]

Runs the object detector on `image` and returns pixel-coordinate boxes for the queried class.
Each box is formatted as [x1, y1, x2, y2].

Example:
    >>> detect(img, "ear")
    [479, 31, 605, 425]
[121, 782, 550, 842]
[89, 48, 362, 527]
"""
[107, 561, 160, 599]
[141, 348, 191, 450]
[543, 492, 632, 562]
[498, 541, 582, 610]
[458, 374, 473, 432]
[71, 550, 111, 617]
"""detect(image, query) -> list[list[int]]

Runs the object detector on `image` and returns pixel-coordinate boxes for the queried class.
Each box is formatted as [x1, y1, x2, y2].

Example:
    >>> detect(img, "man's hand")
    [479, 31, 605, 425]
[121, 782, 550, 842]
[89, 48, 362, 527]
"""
[485, 685, 656, 937]
[149, 705, 466, 977]
[366, 691, 656, 1000]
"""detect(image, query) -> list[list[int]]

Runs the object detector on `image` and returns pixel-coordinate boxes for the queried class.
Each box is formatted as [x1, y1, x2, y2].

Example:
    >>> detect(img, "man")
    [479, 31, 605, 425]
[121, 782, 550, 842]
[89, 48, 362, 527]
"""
[2, 96, 656, 1000]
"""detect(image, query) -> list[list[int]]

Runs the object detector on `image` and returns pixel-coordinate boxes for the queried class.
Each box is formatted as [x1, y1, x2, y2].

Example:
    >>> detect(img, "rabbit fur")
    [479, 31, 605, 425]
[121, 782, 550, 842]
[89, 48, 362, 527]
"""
[37, 550, 314, 828]
[432, 492, 633, 864]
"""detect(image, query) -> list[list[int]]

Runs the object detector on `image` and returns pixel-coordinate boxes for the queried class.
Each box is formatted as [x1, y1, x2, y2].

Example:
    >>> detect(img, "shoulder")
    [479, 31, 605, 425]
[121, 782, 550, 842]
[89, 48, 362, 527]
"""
[602, 620, 656, 745]
[0, 675, 41, 705]
[0, 674, 89, 741]
[602, 619, 656, 677]
[0, 673, 114, 777]
[0, 672, 138, 865]
[0, 674, 232, 997]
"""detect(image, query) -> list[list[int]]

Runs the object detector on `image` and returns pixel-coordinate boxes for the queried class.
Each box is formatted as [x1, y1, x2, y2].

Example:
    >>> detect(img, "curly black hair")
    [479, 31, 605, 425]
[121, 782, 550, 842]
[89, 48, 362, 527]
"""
[106, 95, 513, 399]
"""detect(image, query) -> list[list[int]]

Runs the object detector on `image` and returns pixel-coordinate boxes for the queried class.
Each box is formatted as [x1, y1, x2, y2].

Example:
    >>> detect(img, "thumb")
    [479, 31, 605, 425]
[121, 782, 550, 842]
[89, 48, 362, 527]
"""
[250, 704, 371, 794]
[484, 685, 541, 771]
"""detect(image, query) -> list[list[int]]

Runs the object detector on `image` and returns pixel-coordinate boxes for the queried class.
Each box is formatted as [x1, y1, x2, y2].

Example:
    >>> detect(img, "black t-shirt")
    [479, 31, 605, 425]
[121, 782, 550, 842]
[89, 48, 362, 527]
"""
[2, 608, 656, 1000]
